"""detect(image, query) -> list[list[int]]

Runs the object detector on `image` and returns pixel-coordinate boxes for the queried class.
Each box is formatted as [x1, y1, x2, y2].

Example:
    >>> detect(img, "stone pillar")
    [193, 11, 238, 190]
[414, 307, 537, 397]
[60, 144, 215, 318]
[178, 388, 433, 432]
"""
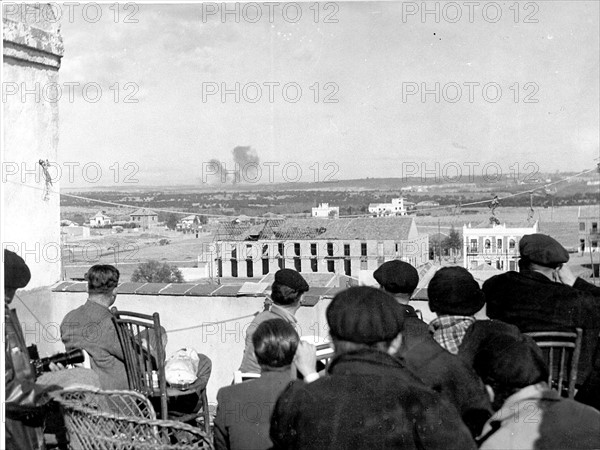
[3, 4, 64, 288]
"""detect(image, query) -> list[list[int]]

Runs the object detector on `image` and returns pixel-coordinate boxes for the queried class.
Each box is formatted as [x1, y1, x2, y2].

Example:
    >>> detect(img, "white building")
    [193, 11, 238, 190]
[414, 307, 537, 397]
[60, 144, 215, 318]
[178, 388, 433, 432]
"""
[89, 211, 112, 227]
[312, 203, 339, 218]
[463, 221, 539, 272]
[368, 198, 407, 216]
[578, 205, 600, 253]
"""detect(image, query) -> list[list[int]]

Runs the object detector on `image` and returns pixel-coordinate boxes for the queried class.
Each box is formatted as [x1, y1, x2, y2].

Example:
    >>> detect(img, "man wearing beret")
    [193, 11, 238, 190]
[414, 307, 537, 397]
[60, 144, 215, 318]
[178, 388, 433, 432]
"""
[483, 233, 600, 409]
[428, 266, 487, 354]
[4, 249, 46, 449]
[472, 327, 600, 449]
[239, 269, 309, 374]
[375, 261, 492, 437]
[270, 286, 476, 449]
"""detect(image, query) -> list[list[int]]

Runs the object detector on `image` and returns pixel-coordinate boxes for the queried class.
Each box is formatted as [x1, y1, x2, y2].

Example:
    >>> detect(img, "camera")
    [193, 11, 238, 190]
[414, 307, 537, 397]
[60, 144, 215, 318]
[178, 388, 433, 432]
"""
[28, 345, 85, 377]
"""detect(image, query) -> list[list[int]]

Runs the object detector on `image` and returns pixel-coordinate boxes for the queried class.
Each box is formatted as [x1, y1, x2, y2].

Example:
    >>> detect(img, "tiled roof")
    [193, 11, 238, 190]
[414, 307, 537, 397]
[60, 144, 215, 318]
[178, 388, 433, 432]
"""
[259, 272, 338, 287]
[51, 279, 340, 305]
[216, 217, 415, 241]
[130, 208, 158, 217]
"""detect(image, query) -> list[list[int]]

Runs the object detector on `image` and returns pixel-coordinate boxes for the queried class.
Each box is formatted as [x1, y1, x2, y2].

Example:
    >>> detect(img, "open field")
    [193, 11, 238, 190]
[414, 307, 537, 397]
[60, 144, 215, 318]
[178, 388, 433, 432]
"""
[61, 205, 595, 281]
[63, 229, 214, 280]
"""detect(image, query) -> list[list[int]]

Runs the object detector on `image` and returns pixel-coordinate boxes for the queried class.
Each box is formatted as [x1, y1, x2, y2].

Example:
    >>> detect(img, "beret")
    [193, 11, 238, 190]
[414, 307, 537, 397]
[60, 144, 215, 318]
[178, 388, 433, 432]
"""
[274, 269, 309, 292]
[428, 266, 485, 316]
[519, 234, 569, 267]
[373, 260, 419, 294]
[4, 249, 31, 289]
[327, 286, 405, 344]
[472, 330, 547, 389]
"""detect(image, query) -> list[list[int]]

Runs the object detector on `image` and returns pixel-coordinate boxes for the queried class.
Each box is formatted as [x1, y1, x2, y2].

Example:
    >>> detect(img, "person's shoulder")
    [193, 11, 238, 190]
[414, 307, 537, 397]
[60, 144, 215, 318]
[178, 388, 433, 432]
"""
[482, 271, 517, 288]
[61, 304, 87, 323]
[216, 382, 239, 402]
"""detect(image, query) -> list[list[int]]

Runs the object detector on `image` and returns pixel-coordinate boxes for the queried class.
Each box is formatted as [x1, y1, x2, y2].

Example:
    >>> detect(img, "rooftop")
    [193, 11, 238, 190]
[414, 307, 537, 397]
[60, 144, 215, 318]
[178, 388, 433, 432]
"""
[130, 208, 159, 217]
[215, 217, 416, 242]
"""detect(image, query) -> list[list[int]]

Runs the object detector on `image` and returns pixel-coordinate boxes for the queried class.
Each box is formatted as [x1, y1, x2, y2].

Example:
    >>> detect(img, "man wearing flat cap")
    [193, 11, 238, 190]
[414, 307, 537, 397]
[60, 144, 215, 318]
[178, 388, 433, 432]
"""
[374, 260, 429, 347]
[376, 262, 492, 437]
[239, 269, 309, 374]
[483, 233, 600, 409]
[270, 286, 476, 449]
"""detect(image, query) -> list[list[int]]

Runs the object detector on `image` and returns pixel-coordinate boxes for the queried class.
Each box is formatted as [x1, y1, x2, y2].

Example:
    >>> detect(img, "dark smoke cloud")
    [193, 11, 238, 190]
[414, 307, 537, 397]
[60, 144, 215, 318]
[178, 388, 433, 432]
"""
[232, 146, 260, 183]
[206, 146, 260, 184]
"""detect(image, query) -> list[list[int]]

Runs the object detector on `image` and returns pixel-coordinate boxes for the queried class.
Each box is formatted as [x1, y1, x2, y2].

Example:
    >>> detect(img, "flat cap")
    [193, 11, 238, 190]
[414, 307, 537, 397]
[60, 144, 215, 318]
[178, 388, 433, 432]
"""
[428, 266, 485, 316]
[4, 249, 31, 289]
[519, 233, 569, 267]
[274, 269, 309, 292]
[374, 260, 419, 294]
[327, 286, 405, 344]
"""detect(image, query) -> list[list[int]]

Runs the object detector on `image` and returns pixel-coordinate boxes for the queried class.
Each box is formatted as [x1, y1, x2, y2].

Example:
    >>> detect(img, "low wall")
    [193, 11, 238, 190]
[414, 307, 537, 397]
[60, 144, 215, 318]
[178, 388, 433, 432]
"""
[12, 287, 331, 404]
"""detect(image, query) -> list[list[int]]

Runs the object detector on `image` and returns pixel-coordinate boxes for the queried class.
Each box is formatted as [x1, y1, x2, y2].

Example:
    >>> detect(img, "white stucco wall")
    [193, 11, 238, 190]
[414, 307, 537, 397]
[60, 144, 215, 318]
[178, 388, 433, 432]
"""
[12, 288, 331, 404]
[2, 5, 64, 288]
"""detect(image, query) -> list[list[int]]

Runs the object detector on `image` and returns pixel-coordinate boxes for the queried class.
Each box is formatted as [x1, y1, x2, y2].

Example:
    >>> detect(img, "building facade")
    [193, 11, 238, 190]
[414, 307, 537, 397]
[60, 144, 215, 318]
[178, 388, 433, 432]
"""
[210, 217, 429, 278]
[578, 205, 600, 253]
[312, 203, 339, 218]
[463, 222, 538, 271]
[89, 211, 112, 227]
[130, 208, 159, 230]
[368, 198, 407, 216]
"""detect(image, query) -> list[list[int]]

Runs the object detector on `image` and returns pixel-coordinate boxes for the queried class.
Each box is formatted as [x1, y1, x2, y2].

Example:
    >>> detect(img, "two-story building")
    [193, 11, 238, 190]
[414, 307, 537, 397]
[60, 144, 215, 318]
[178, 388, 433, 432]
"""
[210, 216, 429, 278]
[130, 208, 159, 230]
[368, 198, 407, 216]
[578, 205, 600, 253]
[463, 221, 539, 271]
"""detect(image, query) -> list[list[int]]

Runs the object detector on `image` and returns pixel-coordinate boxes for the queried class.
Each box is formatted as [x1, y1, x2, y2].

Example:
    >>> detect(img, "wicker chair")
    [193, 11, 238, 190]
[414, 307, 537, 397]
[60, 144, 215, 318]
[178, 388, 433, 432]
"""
[50, 388, 213, 450]
[111, 308, 212, 434]
[525, 328, 583, 398]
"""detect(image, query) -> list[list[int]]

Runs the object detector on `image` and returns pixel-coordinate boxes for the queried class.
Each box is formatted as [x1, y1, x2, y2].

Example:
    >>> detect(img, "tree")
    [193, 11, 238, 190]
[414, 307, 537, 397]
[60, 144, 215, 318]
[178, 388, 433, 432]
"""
[166, 214, 178, 230]
[131, 260, 184, 283]
[443, 226, 462, 253]
[72, 213, 87, 226]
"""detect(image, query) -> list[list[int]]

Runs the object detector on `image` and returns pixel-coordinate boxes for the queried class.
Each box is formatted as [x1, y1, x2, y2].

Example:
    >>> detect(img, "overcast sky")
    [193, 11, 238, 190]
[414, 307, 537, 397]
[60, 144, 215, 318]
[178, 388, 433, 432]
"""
[57, 1, 600, 187]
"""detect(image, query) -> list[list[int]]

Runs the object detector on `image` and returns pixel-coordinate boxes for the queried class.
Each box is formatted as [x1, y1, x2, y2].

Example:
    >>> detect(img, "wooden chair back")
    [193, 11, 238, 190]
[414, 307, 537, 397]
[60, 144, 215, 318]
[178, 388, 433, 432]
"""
[111, 308, 168, 419]
[525, 328, 583, 398]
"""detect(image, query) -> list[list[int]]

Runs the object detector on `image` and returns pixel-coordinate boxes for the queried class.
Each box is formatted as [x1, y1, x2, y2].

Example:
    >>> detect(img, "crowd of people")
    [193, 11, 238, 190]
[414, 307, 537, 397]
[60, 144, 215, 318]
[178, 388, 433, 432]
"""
[4, 232, 600, 449]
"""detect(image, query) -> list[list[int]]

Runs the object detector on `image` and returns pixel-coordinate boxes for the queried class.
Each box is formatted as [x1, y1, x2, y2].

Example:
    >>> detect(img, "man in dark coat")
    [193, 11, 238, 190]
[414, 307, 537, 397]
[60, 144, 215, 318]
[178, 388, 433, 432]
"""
[270, 286, 476, 450]
[4, 249, 46, 450]
[374, 260, 429, 345]
[375, 260, 492, 437]
[471, 327, 600, 449]
[483, 233, 600, 409]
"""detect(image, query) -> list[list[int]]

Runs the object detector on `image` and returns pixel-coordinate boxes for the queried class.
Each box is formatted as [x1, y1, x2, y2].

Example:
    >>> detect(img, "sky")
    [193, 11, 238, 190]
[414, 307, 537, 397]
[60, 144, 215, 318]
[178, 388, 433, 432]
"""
[55, 1, 600, 187]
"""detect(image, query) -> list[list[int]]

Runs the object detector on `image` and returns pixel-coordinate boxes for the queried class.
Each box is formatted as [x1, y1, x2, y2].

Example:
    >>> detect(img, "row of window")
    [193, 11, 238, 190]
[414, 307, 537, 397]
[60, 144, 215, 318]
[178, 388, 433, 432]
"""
[228, 242, 392, 258]
[579, 222, 598, 233]
[468, 238, 516, 253]
[216, 254, 420, 278]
